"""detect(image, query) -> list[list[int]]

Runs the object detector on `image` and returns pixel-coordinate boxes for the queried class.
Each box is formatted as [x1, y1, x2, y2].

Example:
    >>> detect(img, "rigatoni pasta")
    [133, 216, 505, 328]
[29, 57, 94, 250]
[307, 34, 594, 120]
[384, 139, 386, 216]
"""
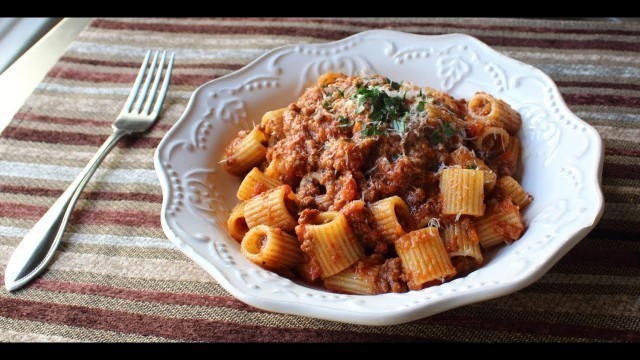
[323, 263, 380, 295]
[440, 168, 485, 217]
[472, 126, 510, 156]
[222, 72, 532, 294]
[476, 199, 525, 249]
[495, 176, 533, 208]
[241, 225, 302, 271]
[222, 128, 268, 176]
[317, 72, 346, 86]
[443, 219, 483, 275]
[261, 107, 287, 137]
[244, 184, 298, 232]
[370, 196, 411, 243]
[395, 227, 456, 290]
[450, 146, 497, 192]
[227, 202, 248, 242]
[497, 136, 521, 177]
[237, 167, 282, 201]
[296, 211, 364, 279]
[468, 92, 522, 135]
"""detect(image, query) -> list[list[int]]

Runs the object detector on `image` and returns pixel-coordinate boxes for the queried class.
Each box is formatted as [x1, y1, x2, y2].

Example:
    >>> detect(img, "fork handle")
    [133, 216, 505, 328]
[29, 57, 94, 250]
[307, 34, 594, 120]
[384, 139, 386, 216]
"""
[4, 129, 128, 291]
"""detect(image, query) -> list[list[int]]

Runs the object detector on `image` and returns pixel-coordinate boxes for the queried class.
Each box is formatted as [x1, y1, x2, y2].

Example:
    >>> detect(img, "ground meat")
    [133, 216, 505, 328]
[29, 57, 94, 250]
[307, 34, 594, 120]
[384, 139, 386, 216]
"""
[451, 257, 479, 277]
[295, 209, 323, 280]
[225, 73, 528, 295]
[340, 200, 387, 255]
[296, 172, 322, 209]
[375, 258, 408, 293]
[496, 148, 518, 177]
[490, 198, 525, 240]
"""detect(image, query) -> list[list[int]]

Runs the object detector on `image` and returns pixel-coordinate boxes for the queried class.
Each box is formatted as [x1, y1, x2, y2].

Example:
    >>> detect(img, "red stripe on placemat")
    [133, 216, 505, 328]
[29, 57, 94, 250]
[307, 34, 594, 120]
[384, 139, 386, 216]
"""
[27, 278, 258, 312]
[557, 81, 640, 91]
[59, 56, 244, 70]
[603, 163, 640, 180]
[0, 184, 162, 203]
[0, 203, 160, 228]
[46, 67, 216, 87]
[561, 243, 640, 268]
[605, 147, 640, 157]
[588, 227, 640, 242]
[13, 113, 174, 131]
[524, 281, 640, 296]
[1, 127, 161, 148]
[0, 297, 428, 342]
[69, 206, 161, 228]
[563, 94, 640, 108]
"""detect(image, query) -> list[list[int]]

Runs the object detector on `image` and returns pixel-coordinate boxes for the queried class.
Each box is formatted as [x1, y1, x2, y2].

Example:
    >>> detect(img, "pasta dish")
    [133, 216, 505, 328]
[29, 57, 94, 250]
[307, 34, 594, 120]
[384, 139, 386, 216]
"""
[222, 72, 532, 295]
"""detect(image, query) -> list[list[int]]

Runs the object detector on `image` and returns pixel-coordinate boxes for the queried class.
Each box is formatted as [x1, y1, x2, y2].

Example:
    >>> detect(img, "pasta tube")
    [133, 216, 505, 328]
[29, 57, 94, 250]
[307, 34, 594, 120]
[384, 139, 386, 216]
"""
[476, 199, 525, 249]
[370, 196, 411, 244]
[497, 136, 521, 177]
[450, 146, 497, 192]
[241, 225, 302, 271]
[468, 92, 522, 135]
[298, 211, 364, 278]
[261, 107, 287, 137]
[222, 128, 268, 176]
[473, 126, 510, 156]
[440, 168, 485, 217]
[244, 185, 298, 232]
[227, 202, 249, 242]
[395, 227, 456, 290]
[495, 176, 532, 208]
[237, 167, 282, 201]
[442, 219, 483, 274]
[323, 264, 380, 295]
[317, 72, 346, 86]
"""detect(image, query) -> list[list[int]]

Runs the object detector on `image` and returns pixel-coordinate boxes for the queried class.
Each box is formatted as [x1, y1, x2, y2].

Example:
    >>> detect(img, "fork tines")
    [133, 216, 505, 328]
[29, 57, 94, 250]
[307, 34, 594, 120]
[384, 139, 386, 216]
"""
[123, 50, 175, 117]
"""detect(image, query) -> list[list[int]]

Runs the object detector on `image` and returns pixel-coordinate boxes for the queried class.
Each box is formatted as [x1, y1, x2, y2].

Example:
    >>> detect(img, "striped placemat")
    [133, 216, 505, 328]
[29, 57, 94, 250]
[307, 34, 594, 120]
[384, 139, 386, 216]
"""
[0, 18, 638, 342]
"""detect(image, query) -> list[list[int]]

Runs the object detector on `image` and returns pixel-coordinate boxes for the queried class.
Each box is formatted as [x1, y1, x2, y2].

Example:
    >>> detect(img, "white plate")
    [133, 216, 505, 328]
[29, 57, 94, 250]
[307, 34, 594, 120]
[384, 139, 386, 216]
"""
[154, 30, 604, 325]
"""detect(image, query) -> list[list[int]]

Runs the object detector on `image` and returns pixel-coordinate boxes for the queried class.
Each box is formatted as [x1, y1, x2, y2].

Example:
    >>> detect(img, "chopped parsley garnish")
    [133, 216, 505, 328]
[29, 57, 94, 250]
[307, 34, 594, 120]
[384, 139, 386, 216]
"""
[417, 100, 426, 112]
[392, 113, 409, 134]
[335, 89, 344, 98]
[430, 121, 457, 145]
[352, 83, 409, 137]
[361, 121, 386, 137]
[337, 116, 354, 128]
[386, 77, 402, 91]
[442, 121, 455, 137]
[392, 119, 407, 134]
[466, 165, 478, 170]
[430, 131, 443, 145]
[323, 101, 331, 110]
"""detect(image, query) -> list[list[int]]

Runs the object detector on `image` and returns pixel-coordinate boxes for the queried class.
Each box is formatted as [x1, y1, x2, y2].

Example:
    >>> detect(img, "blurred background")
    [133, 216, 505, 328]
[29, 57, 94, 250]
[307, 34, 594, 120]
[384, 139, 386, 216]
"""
[0, 18, 61, 74]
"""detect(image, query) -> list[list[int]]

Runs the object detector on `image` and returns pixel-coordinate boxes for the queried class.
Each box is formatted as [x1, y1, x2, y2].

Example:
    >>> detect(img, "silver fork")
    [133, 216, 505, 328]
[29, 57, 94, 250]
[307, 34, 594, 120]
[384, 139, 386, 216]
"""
[4, 50, 175, 291]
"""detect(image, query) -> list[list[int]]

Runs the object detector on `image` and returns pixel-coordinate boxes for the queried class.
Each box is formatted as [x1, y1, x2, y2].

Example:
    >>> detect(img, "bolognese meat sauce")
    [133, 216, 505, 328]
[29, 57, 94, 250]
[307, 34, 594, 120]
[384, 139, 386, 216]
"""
[224, 72, 529, 294]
